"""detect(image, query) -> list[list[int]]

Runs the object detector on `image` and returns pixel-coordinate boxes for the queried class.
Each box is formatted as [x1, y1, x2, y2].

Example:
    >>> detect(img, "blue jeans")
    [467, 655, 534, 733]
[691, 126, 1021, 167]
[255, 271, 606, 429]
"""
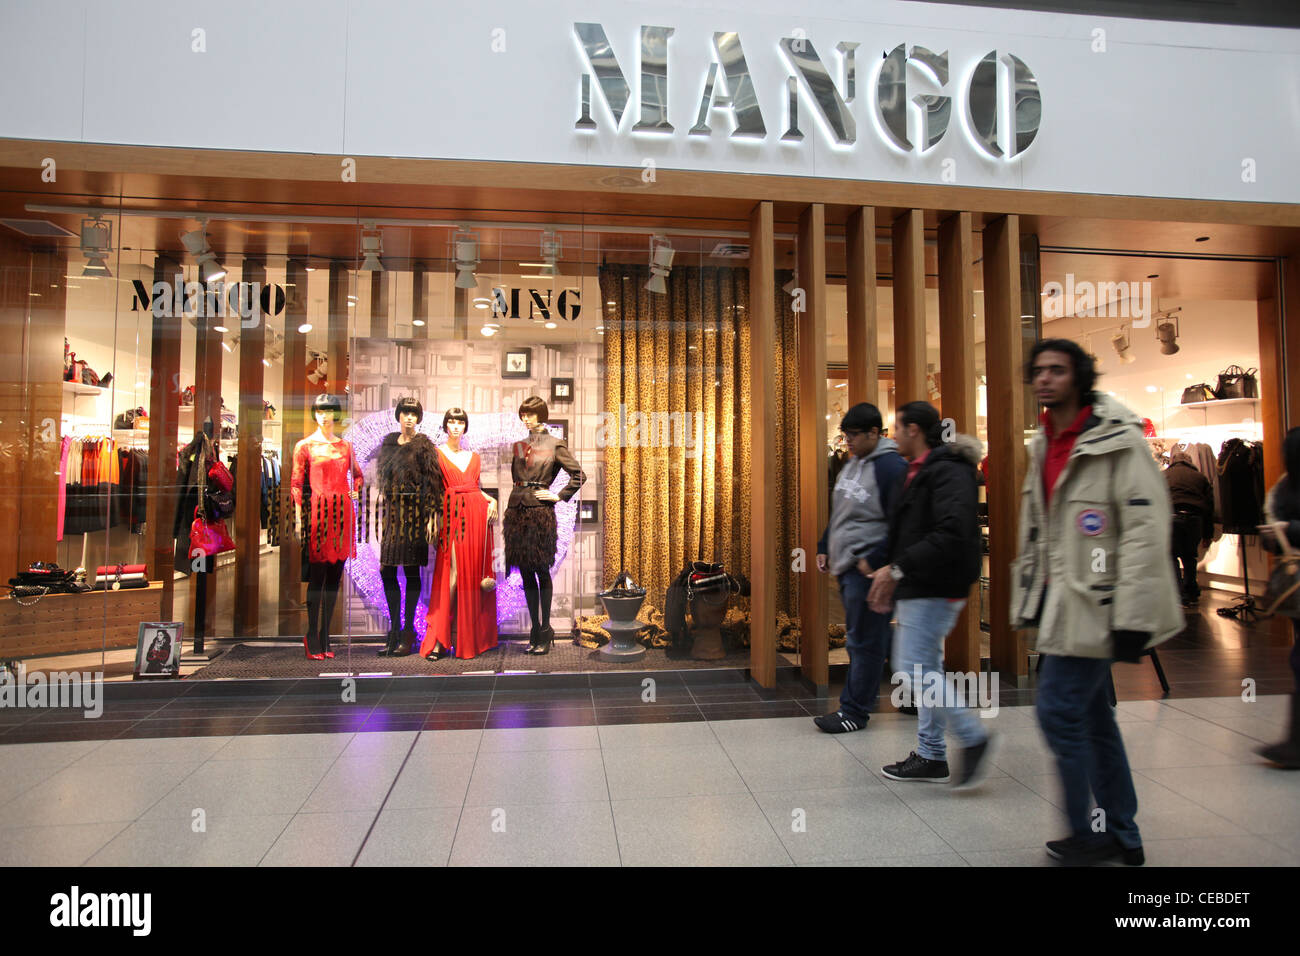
[1036, 654, 1142, 849]
[837, 569, 891, 722]
[894, 598, 987, 761]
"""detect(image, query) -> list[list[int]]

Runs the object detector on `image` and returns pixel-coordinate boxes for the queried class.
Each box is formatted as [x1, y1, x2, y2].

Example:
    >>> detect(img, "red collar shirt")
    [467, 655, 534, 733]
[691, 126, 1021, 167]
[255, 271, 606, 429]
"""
[1042, 405, 1093, 507]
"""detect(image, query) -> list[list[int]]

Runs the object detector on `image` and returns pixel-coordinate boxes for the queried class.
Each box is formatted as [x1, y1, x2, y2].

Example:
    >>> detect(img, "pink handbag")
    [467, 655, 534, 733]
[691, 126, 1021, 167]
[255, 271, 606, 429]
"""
[189, 506, 235, 557]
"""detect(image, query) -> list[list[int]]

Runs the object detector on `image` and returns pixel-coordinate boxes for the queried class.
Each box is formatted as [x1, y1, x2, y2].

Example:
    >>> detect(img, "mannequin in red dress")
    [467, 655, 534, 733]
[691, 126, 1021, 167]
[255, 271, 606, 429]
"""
[291, 394, 363, 659]
[422, 408, 499, 660]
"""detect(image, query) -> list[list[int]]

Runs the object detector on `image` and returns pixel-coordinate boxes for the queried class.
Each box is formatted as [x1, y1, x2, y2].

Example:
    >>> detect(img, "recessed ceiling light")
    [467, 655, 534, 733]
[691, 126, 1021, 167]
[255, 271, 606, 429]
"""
[1194, 236, 1210, 242]
[606, 301, 615, 306]
[1145, 385, 1159, 393]
[298, 323, 313, 334]
[1147, 274, 1159, 279]
[412, 319, 425, 327]
[544, 321, 557, 329]
[213, 324, 229, 333]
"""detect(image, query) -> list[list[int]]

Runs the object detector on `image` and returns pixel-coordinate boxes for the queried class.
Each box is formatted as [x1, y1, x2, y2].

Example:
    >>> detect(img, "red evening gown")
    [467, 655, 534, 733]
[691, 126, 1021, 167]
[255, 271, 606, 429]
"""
[422, 448, 498, 659]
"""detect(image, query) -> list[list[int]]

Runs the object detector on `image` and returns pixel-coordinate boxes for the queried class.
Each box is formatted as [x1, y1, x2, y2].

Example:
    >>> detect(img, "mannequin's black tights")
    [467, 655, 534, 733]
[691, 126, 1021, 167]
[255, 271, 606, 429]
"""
[307, 560, 345, 651]
[380, 565, 423, 631]
[520, 568, 553, 632]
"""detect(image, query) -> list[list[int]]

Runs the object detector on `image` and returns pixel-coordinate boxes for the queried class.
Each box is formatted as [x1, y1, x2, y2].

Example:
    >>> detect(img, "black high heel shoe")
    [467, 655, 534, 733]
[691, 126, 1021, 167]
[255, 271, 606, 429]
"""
[526, 625, 554, 656]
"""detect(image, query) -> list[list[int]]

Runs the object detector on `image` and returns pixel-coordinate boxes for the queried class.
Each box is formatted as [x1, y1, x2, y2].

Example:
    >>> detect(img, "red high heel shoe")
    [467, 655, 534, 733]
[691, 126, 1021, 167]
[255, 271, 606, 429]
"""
[303, 635, 325, 661]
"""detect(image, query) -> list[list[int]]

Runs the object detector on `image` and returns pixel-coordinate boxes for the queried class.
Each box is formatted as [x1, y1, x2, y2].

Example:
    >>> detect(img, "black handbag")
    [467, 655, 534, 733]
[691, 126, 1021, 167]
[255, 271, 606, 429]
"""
[1215, 365, 1258, 400]
[1181, 383, 1216, 404]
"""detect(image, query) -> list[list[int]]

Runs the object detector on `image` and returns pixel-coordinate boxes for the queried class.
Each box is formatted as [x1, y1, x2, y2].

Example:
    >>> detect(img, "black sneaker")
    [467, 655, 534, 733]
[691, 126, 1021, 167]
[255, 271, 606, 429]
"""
[897, 705, 918, 716]
[814, 710, 866, 734]
[1046, 834, 1144, 866]
[881, 751, 950, 783]
[952, 733, 996, 790]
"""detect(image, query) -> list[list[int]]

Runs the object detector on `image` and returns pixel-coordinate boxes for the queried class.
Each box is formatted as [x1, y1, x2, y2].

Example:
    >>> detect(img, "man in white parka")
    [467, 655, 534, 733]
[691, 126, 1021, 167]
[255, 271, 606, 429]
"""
[1012, 339, 1184, 867]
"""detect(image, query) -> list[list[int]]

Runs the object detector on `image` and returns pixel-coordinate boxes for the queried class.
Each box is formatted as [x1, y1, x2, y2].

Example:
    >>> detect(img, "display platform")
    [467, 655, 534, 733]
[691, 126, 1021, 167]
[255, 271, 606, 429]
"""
[187, 639, 754, 679]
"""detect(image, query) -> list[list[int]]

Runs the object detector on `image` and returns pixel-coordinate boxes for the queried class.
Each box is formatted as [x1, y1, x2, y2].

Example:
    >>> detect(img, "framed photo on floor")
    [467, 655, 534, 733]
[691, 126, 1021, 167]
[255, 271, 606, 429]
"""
[134, 622, 184, 679]
[550, 377, 574, 404]
[502, 348, 532, 379]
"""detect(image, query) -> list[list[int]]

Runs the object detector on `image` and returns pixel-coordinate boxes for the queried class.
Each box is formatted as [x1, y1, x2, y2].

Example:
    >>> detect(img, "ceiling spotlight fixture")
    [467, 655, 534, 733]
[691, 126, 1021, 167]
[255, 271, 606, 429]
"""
[544, 321, 557, 330]
[360, 221, 384, 272]
[1194, 236, 1210, 243]
[453, 226, 479, 289]
[1155, 308, 1181, 355]
[180, 219, 226, 283]
[80, 216, 113, 277]
[480, 324, 497, 337]
[646, 235, 674, 294]
[212, 324, 229, 334]
[298, 322, 313, 334]
[412, 318, 426, 327]
[1110, 326, 1136, 365]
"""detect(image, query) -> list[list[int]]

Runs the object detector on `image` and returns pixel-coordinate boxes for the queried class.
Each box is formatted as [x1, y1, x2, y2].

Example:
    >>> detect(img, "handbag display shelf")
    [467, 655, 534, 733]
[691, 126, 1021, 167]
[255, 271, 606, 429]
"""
[0, 582, 163, 658]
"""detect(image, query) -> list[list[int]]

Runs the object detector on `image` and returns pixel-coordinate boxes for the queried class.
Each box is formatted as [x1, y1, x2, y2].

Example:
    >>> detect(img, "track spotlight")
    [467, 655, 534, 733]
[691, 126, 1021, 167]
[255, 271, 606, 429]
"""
[1110, 327, 1136, 365]
[180, 220, 226, 283]
[360, 222, 384, 272]
[80, 216, 113, 277]
[453, 227, 479, 289]
[1156, 310, 1180, 355]
[646, 235, 674, 294]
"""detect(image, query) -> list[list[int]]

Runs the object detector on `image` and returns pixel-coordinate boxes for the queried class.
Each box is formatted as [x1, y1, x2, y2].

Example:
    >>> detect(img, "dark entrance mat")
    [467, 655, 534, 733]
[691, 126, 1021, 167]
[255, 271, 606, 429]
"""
[188, 640, 754, 680]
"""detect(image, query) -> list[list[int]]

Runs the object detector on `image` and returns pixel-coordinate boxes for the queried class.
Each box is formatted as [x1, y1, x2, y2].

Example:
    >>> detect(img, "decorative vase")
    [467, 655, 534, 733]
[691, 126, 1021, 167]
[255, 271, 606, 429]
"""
[598, 572, 647, 662]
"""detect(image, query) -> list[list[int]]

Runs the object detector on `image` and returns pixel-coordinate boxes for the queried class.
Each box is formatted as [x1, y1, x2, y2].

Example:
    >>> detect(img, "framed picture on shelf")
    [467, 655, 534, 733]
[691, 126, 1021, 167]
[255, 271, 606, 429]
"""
[502, 348, 532, 379]
[550, 377, 574, 404]
[133, 622, 184, 680]
[579, 499, 598, 523]
[546, 419, 568, 442]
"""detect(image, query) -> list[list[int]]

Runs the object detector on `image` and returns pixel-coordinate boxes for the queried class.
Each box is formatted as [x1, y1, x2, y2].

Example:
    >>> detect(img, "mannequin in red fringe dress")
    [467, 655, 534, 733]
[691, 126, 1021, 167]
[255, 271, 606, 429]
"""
[291, 394, 363, 659]
[422, 408, 499, 660]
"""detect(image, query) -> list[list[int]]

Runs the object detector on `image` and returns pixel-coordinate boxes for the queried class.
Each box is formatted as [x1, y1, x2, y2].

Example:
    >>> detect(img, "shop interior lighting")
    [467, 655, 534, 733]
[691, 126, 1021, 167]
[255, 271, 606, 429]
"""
[298, 322, 313, 334]
[1110, 326, 1136, 365]
[80, 216, 113, 277]
[473, 297, 492, 310]
[646, 235, 674, 294]
[453, 227, 480, 289]
[180, 220, 226, 283]
[360, 222, 384, 272]
[539, 230, 560, 277]
[1155, 308, 1181, 355]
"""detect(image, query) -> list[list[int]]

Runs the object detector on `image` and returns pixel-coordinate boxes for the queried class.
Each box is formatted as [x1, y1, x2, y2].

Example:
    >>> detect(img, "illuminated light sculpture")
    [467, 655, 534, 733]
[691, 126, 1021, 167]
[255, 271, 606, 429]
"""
[343, 410, 580, 640]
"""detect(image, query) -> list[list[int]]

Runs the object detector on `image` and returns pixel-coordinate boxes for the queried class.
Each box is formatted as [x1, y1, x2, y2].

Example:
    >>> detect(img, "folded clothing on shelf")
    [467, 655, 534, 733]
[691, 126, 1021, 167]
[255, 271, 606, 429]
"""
[94, 564, 146, 576]
[88, 579, 149, 591]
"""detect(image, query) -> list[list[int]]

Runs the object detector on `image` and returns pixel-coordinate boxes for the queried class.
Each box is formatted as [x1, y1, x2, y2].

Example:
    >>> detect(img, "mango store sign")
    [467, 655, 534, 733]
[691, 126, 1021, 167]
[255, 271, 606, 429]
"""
[573, 23, 1041, 161]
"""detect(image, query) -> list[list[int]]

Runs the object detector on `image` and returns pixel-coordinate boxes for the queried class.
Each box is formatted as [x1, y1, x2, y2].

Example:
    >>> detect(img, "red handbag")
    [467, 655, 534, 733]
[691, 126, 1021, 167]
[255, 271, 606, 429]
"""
[208, 459, 234, 493]
[189, 506, 235, 557]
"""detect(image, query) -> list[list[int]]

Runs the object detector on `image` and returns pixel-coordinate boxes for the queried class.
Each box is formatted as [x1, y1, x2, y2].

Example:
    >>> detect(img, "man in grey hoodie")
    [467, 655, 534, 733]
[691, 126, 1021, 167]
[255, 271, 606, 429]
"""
[815, 403, 907, 733]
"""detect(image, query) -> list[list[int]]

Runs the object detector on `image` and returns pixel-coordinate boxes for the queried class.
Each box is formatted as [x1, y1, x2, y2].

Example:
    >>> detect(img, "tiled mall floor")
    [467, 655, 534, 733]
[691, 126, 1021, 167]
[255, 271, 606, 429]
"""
[1, 694, 1296, 866]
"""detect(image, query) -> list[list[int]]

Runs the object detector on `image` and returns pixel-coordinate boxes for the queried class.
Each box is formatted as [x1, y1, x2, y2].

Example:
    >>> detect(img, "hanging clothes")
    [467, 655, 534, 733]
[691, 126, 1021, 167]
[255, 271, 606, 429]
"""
[1218, 438, 1266, 534]
[173, 432, 219, 574]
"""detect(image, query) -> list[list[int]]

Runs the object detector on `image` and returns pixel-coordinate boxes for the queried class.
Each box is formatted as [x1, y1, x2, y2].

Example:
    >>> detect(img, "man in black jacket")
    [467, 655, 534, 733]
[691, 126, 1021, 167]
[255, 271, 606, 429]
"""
[1164, 447, 1214, 606]
[867, 401, 992, 789]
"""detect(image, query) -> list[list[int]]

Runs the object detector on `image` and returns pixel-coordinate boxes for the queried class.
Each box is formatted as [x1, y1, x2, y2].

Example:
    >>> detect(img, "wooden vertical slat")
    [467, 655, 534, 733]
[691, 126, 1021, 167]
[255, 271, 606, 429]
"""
[845, 207, 879, 407]
[1284, 252, 1300, 429]
[983, 215, 1027, 683]
[368, 270, 388, 340]
[412, 262, 429, 339]
[1258, 287, 1284, 489]
[938, 212, 980, 674]
[192, 283, 224, 637]
[797, 204, 829, 692]
[278, 258, 309, 636]
[326, 262, 350, 636]
[891, 209, 927, 405]
[233, 258, 266, 636]
[18, 248, 67, 574]
[0, 233, 25, 584]
[146, 254, 184, 618]
[748, 201, 777, 688]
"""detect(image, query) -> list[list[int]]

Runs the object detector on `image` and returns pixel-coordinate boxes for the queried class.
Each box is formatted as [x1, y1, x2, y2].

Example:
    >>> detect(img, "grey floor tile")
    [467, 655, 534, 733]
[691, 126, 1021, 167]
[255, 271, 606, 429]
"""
[721, 737, 880, 792]
[477, 725, 601, 753]
[706, 715, 823, 747]
[612, 793, 792, 867]
[340, 731, 419, 757]
[1140, 835, 1300, 866]
[1155, 717, 1273, 760]
[2, 760, 202, 826]
[209, 732, 354, 761]
[959, 847, 1055, 866]
[602, 744, 747, 800]
[1199, 716, 1287, 743]
[300, 753, 410, 812]
[259, 810, 375, 866]
[384, 751, 477, 809]
[449, 801, 620, 866]
[0, 739, 106, 771]
[86, 815, 293, 866]
[140, 758, 336, 820]
[986, 727, 1057, 781]
[800, 851, 969, 867]
[882, 775, 1062, 853]
[1114, 699, 1172, 722]
[355, 807, 461, 866]
[753, 786, 951, 863]
[1120, 726, 1248, 769]
[1140, 764, 1300, 835]
[71, 735, 234, 766]
[408, 729, 483, 755]
[0, 822, 130, 866]
[597, 721, 718, 750]
[464, 749, 608, 805]
[1162, 697, 1258, 721]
